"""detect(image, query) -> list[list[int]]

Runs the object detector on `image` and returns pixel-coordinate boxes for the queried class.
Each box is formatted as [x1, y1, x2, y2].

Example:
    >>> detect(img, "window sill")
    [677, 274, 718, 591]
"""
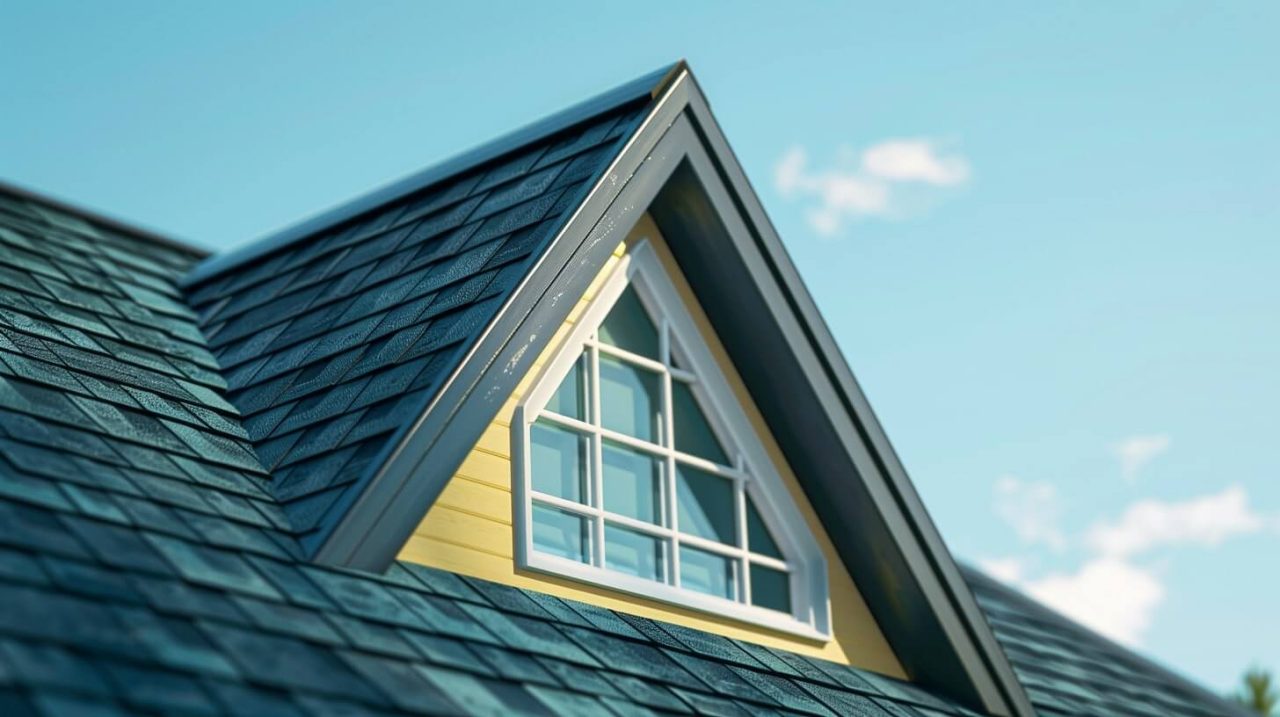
[518, 549, 832, 642]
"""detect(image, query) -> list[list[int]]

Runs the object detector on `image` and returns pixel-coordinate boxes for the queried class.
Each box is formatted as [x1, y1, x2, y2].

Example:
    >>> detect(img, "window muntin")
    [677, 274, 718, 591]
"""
[514, 243, 834, 635]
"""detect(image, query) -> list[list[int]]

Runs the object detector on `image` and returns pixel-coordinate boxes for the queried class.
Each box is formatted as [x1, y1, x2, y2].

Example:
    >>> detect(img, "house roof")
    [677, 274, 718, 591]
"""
[182, 74, 659, 555]
[0, 180, 983, 717]
[966, 568, 1240, 716]
[0, 67, 1248, 717]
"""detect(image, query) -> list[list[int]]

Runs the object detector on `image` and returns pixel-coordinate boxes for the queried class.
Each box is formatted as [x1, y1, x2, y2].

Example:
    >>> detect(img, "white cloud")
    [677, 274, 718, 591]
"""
[990, 483, 1272, 647]
[862, 139, 970, 185]
[774, 147, 809, 197]
[1114, 434, 1171, 483]
[978, 556, 1027, 584]
[1024, 558, 1165, 647]
[775, 148, 889, 240]
[994, 475, 1066, 551]
[1086, 484, 1266, 559]
[773, 139, 968, 237]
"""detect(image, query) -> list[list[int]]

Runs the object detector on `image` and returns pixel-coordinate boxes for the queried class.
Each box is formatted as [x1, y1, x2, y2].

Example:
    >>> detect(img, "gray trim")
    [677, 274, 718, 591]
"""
[182, 63, 680, 287]
[0, 180, 209, 258]
[684, 77, 1030, 715]
[315, 66, 1031, 716]
[311, 71, 691, 568]
[645, 112, 1030, 716]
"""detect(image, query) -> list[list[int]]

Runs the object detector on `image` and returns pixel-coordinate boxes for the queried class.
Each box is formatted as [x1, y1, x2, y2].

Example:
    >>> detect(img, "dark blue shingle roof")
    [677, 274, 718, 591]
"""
[184, 101, 647, 551]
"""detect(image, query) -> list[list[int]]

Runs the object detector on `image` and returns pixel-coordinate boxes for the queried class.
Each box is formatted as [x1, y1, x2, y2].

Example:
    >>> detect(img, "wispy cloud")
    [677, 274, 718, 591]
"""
[861, 139, 970, 185]
[978, 556, 1027, 584]
[1024, 558, 1165, 647]
[1086, 484, 1265, 559]
[1114, 434, 1171, 483]
[774, 138, 970, 237]
[994, 475, 1066, 551]
[985, 482, 1272, 647]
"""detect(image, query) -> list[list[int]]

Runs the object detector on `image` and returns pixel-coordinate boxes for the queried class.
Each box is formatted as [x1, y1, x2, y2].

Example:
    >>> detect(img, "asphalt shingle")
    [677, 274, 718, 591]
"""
[0, 76, 1249, 717]
[185, 102, 648, 545]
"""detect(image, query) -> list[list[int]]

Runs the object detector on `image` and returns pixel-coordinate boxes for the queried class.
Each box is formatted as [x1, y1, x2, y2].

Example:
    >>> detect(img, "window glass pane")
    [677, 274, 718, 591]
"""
[530, 421, 588, 503]
[598, 286, 659, 360]
[680, 546, 735, 600]
[605, 524, 664, 582]
[672, 381, 728, 464]
[547, 354, 588, 421]
[602, 441, 662, 524]
[532, 505, 590, 563]
[746, 494, 783, 559]
[676, 465, 735, 544]
[750, 564, 791, 613]
[599, 355, 661, 442]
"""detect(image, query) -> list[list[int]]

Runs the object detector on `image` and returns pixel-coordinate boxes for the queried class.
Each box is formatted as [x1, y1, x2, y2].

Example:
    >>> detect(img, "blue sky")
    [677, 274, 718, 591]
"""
[4, 1, 1277, 692]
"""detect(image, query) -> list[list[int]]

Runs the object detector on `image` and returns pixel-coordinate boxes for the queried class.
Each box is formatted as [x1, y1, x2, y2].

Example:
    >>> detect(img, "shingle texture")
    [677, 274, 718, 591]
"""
[966, 568, 1247, 717]
[0, 186, 973, 716]
[184, 102, 647, 550]
[0, 108, 1246, 716]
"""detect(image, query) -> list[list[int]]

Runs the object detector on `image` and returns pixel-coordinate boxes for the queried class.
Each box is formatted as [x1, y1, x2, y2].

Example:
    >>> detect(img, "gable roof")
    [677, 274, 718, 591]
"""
[0, 66, 1250, 717]
[302, 63, 1027, 714]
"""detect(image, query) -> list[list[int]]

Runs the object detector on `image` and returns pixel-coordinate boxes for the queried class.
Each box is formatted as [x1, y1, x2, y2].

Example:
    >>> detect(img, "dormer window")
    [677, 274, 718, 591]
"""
[514, 241, 830, 638]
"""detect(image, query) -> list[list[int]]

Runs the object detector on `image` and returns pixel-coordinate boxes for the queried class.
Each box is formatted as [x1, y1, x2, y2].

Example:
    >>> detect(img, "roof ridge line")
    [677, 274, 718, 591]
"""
[180, 62, 682, 289]
[0, 179, 210, 258]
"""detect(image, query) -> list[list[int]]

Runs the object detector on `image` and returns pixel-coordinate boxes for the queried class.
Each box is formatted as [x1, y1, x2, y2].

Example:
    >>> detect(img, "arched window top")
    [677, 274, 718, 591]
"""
[514, 240, 830, 639]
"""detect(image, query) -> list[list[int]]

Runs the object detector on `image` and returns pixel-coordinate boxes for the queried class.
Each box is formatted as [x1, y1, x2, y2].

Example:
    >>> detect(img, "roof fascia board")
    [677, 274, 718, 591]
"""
[311, 70, 694, 568]
[666, 77, 1033, 717]
[182, 63, 680, 288]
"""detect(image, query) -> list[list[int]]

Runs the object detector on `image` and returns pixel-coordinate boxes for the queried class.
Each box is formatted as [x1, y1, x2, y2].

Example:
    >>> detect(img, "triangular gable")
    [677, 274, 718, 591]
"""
[316, 63, 1033, 715]
[403, 216, 905, 677]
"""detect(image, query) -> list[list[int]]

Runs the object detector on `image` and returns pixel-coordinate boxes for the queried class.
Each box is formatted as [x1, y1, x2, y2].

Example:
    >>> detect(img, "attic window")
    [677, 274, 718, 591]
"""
[514, 240, 830, 639]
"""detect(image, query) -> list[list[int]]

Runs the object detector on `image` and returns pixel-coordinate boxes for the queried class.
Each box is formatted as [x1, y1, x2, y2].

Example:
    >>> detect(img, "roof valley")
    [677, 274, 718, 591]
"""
[183, 98, 651, 549]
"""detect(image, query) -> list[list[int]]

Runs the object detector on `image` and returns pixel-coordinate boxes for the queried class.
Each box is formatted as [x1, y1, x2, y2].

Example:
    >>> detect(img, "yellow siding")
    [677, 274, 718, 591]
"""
[398, 215, 906, 677]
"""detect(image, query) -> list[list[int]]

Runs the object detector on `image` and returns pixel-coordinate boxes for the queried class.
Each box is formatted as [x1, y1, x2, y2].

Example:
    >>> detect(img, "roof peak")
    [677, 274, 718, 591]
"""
[182, 62, 683, 288]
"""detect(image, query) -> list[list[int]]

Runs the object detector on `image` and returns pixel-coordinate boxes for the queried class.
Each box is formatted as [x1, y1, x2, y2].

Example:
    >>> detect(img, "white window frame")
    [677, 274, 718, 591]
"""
[512, 239, 831, 640]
